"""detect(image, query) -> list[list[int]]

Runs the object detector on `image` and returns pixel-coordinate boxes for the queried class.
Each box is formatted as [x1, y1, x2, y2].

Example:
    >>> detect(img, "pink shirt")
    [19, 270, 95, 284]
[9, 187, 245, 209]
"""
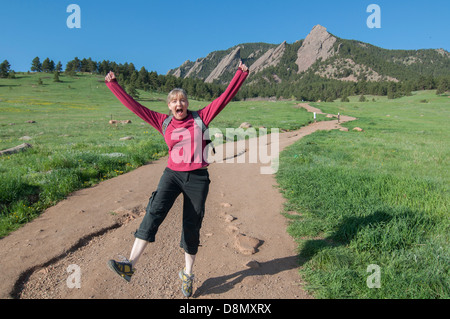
[106, 69, 248, 171]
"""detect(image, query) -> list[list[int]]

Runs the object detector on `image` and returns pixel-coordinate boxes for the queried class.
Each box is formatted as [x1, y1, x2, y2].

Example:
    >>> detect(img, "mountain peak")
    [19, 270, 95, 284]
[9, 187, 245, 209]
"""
[311, 24, 327, 32]
[295, 24, 337, 73]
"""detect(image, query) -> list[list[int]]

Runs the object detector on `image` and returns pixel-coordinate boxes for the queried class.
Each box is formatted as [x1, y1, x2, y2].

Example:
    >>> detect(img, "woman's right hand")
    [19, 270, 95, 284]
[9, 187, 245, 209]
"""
[105, 71, 116, 82]
[238, 61, 249, 73]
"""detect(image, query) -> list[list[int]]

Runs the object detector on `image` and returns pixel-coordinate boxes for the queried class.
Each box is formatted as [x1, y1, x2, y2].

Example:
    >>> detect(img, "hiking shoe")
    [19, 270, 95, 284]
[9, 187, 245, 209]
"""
[179, 268, 195, 297]
[107, 258, 134, 282]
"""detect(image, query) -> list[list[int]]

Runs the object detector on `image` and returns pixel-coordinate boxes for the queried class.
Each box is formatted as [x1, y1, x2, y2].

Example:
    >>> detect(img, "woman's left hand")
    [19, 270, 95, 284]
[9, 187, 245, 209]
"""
[105, 71, 116, 82]
[238, 61, 249, 73]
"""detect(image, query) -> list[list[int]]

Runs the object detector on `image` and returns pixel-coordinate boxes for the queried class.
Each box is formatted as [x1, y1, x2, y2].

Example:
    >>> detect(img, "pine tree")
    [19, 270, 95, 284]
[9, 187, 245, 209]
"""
[341, 95, 349, 102]
[31, 57, 42, 72]
[56, 61, 63, 73]
[436, 78, 448, 95]
[387, 89, 395, 99]
[53, 71, 61, 82]
[148, 71, 159, 90]
[126, 84, 139, 99]
[42, 58, 51, 72]
[138, 67, 149, 86]
[65, 57, 81, 74]
[0, 60, 11, 78]
[49, 59, 55, 72]
[86, 58, 98, 73]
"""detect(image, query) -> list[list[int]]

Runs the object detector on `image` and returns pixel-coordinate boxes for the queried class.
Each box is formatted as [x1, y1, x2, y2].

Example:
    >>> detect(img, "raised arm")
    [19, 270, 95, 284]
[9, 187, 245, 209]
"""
[198, 61, 249, 126]
[105, 71, 166, 134]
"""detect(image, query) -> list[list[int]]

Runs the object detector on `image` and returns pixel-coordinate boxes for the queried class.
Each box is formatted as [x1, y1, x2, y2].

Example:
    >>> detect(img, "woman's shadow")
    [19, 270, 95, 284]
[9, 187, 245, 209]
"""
[193, 255, 300, 297]
[194, 210, 394, 297]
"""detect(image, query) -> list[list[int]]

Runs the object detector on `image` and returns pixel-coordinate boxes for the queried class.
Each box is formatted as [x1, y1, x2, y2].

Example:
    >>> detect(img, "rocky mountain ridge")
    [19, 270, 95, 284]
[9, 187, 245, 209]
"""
[167, 24, 450, 86]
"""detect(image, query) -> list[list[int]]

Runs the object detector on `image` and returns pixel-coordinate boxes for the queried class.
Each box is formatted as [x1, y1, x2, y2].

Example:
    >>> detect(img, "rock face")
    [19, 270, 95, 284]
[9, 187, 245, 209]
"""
[205, 46, 241, 83]
[169, 58, 206, 79]
[167, 24, 449, 86]
[185, 58, 205, 78]
[167, 43, 278, 83]
[171, 60, 189, 78]
[250, 41, 286, 73]
[295, 24, 337, 73]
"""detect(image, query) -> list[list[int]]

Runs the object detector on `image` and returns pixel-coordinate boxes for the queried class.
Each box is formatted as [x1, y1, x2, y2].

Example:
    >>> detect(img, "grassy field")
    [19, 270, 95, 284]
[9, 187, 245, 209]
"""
[0, 72, 316, 237]
[276, 91, 449, 298]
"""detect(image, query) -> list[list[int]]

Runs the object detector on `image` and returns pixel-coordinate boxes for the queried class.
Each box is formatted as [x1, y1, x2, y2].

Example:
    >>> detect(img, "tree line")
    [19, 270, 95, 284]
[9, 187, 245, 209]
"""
[240, 70, 450, 102]
[1, 56, 449, 101]
[32, 56, 226, 101]
[60, 56, 450, 101]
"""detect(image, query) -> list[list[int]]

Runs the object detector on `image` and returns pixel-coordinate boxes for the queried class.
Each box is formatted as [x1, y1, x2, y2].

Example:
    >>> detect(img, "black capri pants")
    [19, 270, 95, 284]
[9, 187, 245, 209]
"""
[134, 167, 210, 255]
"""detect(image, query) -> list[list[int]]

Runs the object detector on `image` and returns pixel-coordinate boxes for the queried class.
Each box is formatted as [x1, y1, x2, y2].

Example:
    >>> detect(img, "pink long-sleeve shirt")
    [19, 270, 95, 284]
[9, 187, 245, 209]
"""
[106, 69, 248, 171]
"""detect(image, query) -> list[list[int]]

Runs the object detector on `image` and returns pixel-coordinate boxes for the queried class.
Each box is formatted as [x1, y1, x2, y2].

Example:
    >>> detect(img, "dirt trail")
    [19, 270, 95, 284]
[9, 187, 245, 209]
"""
[0, 105, 355, 299]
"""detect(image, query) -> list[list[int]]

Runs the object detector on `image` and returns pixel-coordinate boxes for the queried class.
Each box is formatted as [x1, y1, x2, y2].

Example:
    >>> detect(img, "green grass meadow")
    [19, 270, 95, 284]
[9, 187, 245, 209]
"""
[276, 91, 449, 298]
[0, 73, 315, 237]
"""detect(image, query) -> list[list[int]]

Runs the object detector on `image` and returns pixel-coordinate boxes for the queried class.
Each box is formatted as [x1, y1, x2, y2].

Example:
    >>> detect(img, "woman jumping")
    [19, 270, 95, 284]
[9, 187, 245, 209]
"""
[105, 61, 249, 297]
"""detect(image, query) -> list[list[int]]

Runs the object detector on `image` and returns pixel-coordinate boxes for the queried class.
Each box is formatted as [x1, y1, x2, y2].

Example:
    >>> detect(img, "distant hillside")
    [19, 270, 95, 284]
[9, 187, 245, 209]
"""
[167, 25, 450, 101]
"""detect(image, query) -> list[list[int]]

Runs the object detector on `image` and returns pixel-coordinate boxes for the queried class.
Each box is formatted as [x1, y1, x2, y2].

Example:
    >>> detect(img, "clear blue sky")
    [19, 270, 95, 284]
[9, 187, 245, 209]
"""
[1, 0, 449, 74]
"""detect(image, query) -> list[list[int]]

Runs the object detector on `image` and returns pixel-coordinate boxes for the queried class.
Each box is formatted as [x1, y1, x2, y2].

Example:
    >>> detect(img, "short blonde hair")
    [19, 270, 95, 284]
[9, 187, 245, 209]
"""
[167, 88, 188, 104]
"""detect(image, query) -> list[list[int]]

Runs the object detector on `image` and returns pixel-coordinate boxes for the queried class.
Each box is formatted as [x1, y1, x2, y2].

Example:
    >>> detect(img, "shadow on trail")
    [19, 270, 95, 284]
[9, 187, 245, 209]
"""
[194, 255, 299, 297]
[195, 209, 413, 298]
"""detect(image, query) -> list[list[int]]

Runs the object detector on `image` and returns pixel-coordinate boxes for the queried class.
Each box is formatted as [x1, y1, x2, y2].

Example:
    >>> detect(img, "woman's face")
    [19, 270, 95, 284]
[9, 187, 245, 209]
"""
[168, 94, 189, 120]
